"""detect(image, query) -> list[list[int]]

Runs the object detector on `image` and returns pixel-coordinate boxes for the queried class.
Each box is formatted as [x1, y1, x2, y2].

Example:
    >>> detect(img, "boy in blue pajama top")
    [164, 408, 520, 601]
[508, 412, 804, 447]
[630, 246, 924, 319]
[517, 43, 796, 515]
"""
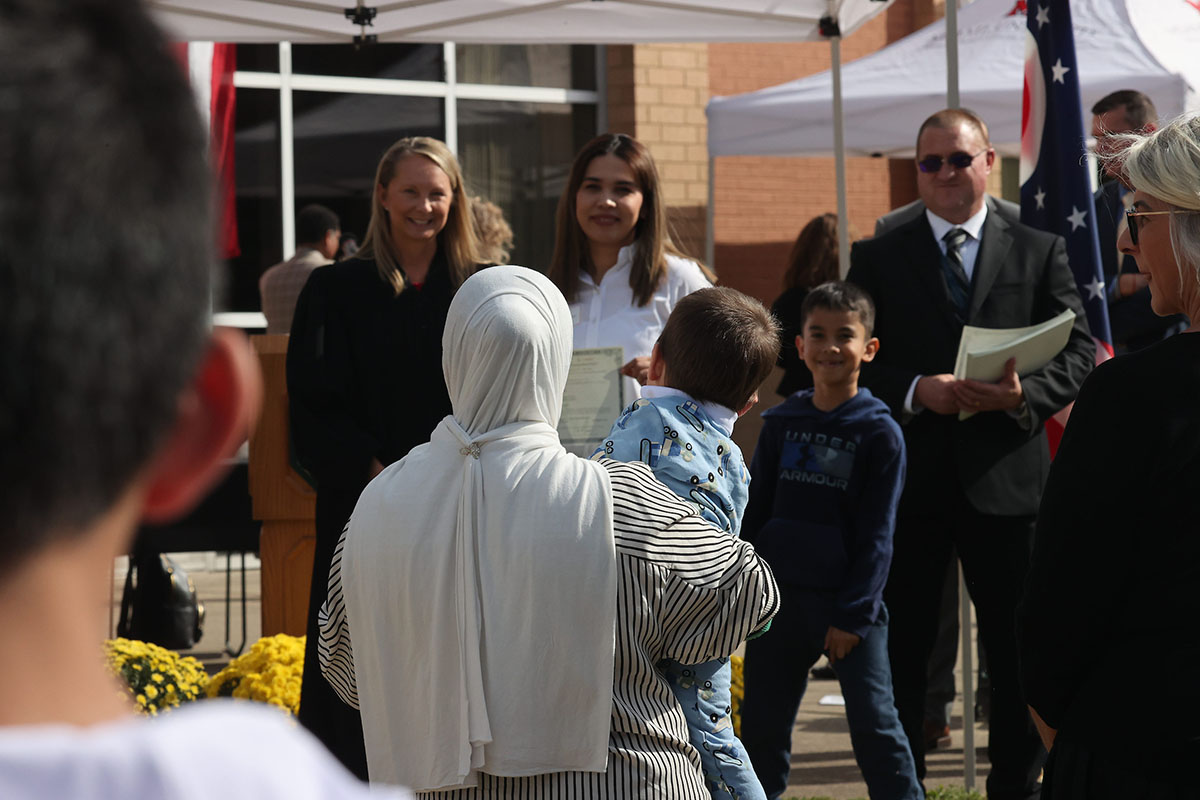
[592, 287, 781, 800]
[739, 282, 920, 800]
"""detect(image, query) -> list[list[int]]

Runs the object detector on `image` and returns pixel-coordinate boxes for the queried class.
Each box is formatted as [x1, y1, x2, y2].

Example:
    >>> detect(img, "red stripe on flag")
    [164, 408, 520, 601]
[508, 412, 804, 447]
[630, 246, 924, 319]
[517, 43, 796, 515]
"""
[210, 44, 239, 259]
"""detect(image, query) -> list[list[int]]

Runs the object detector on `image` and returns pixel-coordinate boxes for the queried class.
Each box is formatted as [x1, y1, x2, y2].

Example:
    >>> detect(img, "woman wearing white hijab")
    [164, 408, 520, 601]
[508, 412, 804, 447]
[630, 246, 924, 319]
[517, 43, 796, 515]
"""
[319, 266, 779, 797]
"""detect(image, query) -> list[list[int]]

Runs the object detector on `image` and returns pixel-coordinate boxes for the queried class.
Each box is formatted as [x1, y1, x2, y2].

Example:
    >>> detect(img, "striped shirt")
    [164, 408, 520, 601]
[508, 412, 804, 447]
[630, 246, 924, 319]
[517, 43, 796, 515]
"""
[319, 459, 779, 798]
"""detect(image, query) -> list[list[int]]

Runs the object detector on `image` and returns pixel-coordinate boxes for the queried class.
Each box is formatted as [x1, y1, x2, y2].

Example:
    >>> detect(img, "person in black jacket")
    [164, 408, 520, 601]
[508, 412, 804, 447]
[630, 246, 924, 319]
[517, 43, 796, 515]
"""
[1090, 89, 1188, 352]
[1018, 113, 1200, 799]
[771, 213, 840, 397]
[846, 108, 1093, 800]
[287, 136, 484, 778]
[741, 282, 919, 800]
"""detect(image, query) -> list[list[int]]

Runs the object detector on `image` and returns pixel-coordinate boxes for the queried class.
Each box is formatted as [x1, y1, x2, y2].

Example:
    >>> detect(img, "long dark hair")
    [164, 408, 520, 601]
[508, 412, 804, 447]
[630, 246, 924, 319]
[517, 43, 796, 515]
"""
[549, 133, 711, 307]
[782, 213, 840, 292]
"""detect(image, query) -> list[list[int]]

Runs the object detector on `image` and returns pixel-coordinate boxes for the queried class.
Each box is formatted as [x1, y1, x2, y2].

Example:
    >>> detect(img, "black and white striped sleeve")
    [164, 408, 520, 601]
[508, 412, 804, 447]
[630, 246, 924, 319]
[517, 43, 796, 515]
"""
[603, 459, 780, 665]
[317, 525, 359, 710]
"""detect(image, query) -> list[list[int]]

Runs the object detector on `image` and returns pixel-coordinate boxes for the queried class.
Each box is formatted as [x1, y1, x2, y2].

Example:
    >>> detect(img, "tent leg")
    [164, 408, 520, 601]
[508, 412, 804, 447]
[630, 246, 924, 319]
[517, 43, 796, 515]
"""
[960, 562, 976, 791]
[947, 0, 960, 107]
[831, 36, 850, 277]
[706, 156, 715, 271]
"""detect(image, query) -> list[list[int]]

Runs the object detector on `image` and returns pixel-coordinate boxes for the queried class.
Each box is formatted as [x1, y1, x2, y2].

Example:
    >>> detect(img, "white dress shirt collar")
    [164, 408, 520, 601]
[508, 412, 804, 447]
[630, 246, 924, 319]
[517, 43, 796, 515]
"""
[925, 203, 988, 244]
[641, 385, 738, 435]
[926, 203, 989, 281]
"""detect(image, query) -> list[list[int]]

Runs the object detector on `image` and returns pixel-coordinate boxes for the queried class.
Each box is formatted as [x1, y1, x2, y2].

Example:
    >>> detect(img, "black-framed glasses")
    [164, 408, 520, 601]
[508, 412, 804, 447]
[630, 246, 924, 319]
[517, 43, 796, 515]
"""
[1125, 208, 1200, 246]
[916, 150, 987, 174]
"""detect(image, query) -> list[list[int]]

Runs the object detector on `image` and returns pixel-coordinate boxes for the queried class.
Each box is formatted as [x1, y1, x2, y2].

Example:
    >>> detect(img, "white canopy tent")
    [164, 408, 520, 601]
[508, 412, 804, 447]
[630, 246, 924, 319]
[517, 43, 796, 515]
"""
[707, 0, 1198, 159]
[151, 0, 894, 44]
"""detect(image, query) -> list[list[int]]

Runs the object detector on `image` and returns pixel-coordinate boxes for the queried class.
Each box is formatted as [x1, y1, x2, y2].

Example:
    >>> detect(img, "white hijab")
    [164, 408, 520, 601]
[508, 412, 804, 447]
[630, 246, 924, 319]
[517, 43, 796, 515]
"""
[342, 266, 617, 791]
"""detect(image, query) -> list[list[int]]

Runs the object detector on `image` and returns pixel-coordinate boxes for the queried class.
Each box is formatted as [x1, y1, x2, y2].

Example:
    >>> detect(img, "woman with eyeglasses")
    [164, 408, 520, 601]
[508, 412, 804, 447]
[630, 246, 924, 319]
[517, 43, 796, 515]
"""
[1016, 113, 1200, 799]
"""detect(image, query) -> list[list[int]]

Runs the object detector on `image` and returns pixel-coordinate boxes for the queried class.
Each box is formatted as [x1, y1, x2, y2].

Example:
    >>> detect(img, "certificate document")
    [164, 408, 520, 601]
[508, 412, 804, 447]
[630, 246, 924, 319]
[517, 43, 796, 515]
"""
[559, 347, 625, 457]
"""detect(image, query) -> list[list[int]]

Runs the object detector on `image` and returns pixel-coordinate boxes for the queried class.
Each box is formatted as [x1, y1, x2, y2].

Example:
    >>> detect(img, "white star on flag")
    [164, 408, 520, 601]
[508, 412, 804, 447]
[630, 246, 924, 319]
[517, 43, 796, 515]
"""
[1035, 6, 1051, 28]
[1067, 206, 1087, 231]
[1035, 188, 1046, 209]
[1051, 58, 1070, 84]
[1084, 278, 1104, 301]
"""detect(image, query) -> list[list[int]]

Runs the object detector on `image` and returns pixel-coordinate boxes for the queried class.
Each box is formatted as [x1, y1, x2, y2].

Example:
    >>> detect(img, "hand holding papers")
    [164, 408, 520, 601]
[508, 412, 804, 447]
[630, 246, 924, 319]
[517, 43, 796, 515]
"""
[952, 309, 1077, 420]
[558, 347, 625, 457]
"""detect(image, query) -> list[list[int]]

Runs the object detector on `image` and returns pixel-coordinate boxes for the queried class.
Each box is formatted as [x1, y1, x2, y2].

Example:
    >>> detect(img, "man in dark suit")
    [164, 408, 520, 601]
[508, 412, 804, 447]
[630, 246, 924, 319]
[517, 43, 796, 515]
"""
[1091, 89, 1187, 351]
[847, 108, 1093, 800]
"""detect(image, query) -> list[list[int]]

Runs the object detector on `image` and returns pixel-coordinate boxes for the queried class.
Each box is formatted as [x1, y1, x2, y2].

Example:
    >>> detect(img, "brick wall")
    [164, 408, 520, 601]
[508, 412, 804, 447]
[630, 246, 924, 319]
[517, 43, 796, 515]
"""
[607, 43, 710, 262]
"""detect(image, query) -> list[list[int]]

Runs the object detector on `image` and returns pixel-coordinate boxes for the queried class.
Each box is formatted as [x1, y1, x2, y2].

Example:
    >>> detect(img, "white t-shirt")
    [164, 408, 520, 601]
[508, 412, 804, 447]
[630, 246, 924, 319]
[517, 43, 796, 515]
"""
[0, 701, 412, 800]
[569, 245, 711, 404]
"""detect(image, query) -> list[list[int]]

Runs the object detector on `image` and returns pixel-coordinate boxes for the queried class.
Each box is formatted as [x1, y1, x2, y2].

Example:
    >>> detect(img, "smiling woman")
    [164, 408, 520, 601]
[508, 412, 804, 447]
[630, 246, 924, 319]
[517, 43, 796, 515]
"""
[549, 133, 714, 403]
[285, 136, 487, 777]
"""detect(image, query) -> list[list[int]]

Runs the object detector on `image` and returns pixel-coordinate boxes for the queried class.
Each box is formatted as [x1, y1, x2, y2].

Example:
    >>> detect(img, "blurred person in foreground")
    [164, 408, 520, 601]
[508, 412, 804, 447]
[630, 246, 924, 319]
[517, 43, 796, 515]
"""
[0, 1, 407, 797]
[1017, 113, 1200, 799]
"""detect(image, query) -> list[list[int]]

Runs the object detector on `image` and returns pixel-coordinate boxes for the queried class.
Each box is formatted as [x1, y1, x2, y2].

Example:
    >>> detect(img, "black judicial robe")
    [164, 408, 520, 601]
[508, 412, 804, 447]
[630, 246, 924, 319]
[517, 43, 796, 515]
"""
[287, 253, 458, 779]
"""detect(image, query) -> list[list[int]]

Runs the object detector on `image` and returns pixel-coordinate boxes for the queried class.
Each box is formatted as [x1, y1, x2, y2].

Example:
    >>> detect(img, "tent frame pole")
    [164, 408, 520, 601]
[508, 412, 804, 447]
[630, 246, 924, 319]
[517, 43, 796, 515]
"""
[945, 0, 975, 791]
[830, 34, 849, 277]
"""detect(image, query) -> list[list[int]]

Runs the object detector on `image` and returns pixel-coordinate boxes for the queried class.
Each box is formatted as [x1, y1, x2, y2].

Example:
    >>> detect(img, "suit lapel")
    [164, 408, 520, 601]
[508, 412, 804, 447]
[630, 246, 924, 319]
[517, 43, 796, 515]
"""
[968, 210, 1013, 320]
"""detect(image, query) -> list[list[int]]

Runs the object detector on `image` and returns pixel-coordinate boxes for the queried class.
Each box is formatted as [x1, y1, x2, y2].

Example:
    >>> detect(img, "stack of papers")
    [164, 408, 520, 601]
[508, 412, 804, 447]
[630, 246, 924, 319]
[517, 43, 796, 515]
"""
[952, 309, 1076, 421]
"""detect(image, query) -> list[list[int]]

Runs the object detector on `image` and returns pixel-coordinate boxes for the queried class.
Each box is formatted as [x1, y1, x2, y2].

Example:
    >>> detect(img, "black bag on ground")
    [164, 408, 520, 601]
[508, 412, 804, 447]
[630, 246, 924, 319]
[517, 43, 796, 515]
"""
[117, 551, 205, 650]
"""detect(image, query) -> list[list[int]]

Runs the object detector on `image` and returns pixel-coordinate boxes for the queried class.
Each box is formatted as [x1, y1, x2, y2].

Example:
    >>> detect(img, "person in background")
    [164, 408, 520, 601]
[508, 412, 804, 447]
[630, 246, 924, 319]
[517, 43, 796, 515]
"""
[259, 203, 340, 335]
[847, 108, 1094, 799]
[592, 286, 780, 800]
[1018, 113, 1200, 799]
[318, 266, 779, 797]
[1090, 89, 1188, 352]
[339, 232, 360, 261]
[0, 1, 407, 796]
[549, 133, 713, 404]
[288, 136, 484, 779]
[741, 282, 920, 800]
[771, 213, 841, 398]
[470, 195, 514, 265]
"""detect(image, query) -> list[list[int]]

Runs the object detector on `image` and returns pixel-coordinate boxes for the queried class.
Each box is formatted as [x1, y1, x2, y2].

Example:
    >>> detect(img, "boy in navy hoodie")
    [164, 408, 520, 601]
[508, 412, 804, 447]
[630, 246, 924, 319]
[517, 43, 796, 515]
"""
[739, 282, 920, 800]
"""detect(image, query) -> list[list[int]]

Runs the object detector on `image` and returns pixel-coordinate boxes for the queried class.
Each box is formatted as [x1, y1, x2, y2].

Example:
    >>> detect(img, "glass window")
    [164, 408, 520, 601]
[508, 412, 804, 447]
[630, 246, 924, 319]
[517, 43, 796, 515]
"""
[226, 88, 281, 312]
[234, 44, 279, 73]
[291, 43, 442, 81]
[456, 45, 596, 90]
[292, 92, 445, 249]
[458, 100, 597, 273]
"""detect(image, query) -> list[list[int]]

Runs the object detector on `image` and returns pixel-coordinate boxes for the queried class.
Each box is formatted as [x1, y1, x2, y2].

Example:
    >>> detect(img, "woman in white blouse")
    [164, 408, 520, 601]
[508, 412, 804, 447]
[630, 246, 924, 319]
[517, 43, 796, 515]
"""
[549, 133, 713, 403]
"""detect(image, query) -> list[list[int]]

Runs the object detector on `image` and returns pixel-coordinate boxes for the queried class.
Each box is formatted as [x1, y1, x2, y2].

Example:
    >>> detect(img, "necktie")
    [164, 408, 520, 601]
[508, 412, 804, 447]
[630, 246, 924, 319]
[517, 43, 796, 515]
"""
[942, 227, 970, 316]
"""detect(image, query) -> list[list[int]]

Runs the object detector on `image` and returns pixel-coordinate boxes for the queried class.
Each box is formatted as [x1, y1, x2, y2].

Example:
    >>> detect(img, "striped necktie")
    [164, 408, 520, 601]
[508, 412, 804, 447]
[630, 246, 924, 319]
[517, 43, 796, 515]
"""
[942, 227, 970, 315]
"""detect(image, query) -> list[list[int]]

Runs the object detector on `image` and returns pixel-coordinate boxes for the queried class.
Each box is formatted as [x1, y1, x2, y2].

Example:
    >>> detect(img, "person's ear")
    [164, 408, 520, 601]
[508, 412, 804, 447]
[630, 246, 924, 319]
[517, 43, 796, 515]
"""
[140, 328, 262, 524]
[861, 336, 880, 363]
[647, 342, 666, 385]
[737, 391, 759, 417]
[376, 182, 388, 212]
[795, 333, 806, 361]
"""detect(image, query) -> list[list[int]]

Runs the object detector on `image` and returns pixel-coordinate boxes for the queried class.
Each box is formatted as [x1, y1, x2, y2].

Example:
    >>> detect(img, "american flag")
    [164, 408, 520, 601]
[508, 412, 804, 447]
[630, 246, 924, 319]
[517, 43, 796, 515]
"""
[172, 43, 239, 260]
[1018, 0, 1112, 451]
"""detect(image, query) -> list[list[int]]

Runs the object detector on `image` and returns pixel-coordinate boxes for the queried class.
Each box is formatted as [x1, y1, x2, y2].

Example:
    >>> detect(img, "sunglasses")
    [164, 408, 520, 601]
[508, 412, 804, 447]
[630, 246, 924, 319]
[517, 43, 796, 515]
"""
[916, 150, 987, 174]
[1125, 208, 1200, 246]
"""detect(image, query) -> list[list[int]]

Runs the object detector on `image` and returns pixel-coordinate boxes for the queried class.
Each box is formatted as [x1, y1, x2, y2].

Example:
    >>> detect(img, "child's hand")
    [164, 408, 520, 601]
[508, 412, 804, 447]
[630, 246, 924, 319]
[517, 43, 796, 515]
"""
[823, 626, 861, 663]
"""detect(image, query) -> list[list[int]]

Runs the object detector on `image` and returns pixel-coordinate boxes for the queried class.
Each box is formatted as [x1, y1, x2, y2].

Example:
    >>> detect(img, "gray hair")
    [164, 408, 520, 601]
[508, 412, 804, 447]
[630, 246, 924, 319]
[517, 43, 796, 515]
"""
[1108, 114, 1200, 289]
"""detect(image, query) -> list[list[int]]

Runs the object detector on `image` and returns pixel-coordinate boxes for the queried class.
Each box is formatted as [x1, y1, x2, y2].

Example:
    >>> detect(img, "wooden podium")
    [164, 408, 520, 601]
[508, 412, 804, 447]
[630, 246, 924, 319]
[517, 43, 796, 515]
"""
[248, 334, 316, 636]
